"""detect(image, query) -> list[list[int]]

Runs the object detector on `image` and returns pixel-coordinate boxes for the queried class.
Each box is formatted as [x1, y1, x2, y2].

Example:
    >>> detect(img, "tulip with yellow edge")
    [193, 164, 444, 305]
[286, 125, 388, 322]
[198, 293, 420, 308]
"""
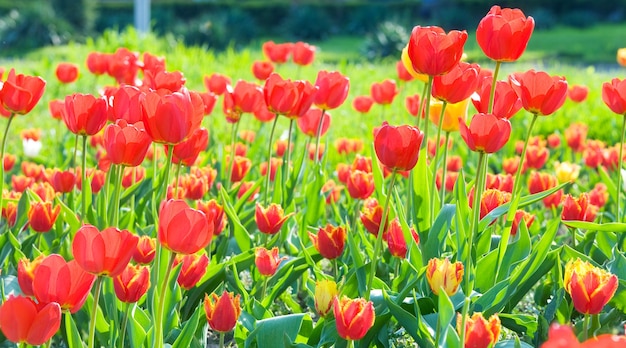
[314, 280, 338, 317]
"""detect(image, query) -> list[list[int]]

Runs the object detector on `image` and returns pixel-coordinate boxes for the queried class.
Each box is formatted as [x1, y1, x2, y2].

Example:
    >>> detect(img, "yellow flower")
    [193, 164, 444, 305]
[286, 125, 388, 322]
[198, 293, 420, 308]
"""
[426, 257, 464, 296]
[617, 48, 626, 67]
[314, 279, 338, 317]
[401, 46, 429, 83]
[429, 98, 470, 133]
[554, 161, 580, 183]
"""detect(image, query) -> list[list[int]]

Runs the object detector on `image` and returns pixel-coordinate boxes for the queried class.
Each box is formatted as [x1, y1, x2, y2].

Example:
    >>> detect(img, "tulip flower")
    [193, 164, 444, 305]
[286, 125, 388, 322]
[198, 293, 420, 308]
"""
[309, 224, 346, 260]
[370, 79, 399, 105]
[262, 41, 292, 63]
[360, 197, 387, 237]
[0, 295, 62, 346]
[104, 120, 152, 167]
[432, 62, 480, 104]
[429, 98, 470, 133]
[618, 48, 626, 67]
[113, 264, 150, 303]
[589, 183, 609, 208]
[255, 247, 284, 277]
[133, 235, 156, 264]
[0, 69, 46, 115]
[292, 41, 315, 66]
[314, 280, 338, 317]
[263, 73, 317, 119]
[426, 257, 464, 296]
[352, 95, 374, 113]
[542, 324, 626, 348]
[174, 253, 209, 290]
[107, 47, 140, 85]
[564, 122, 587, 153]
[251, 60, 274, 81]
[459, 113, 511, 153]
[198, 91, 217, 116]
[568, 85, 589, 103]
[108, 85, 144, 123]
[33, 254, 96, 313]
[27, 201, 61, 233]
[141, 88, 204, 145]
[509, 70, 568, 116]
[255, 203, 292, 235]
[525, 145, 549, 169]
[170, 127, 209, 166]
[333, 296, 375, 341]
[561, 193, 598, 224]
[204, 73, 231, 95]
[511, 210, 535, 236]
[346, 170, 375, 200]
[471, 79, 521, 119]
[55, 62, 79, 84]
[298, 109, 331, 137]
[374, 122, 424, 172]
[204, 291, 241, 333]
[564, 259, 618, 315]
[62, 93, 108, 136]
[396, 60, 414, 82]
[197, 199, 227, 236]
[457, 313, 501, 348]
[158, 199, 212, 255]
[406, 26, 467, 76]
[386, 218, 408, 259]
[314, 70, 350, 110]
[86, 51, 110, 76]
[554, 161, 581, 183]
[17, 255, 44, 297]
[72, 225, 139, 277]
[143, 69, 186, 92]
[476, 6, 534, 62]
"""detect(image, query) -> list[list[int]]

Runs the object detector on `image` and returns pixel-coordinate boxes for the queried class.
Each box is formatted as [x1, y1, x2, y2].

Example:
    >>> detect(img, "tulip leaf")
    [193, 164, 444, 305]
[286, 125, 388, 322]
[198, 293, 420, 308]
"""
[561, 220, 626, 232]
[423, 203, 455, 262]
[598, 166, 618, 204]
[127, 305, 149, 348]
[413, 150, 431, 234]
[454, 170, 469, 265]
[65, 312, 86, 348]
[499, 313, 538, 338]
[57, 195, 81, 235]
[172, 302, 203, 348]
[245, 313, 308, 348]
[494, 340, 534, 348]
[220, 186, 251, 252]
[437, 289, 455, 348]
[383, 290, 435, 348]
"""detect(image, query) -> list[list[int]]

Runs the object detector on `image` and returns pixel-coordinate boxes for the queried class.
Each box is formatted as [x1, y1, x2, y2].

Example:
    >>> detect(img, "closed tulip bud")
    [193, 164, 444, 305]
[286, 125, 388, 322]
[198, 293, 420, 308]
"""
[86, 51, 110, 76]
[292, 41, 315, 66]
[27, 201, 61, 233]
[360, 197, 387, 237]
[511, 210, 535, 236]
[371, 79, 399, 105]
[262, 41, 292, 64]
[346, 170, 375, 200]
[374, 122, 424, 172]
[204, 291, 241, 333]
[568, 85, 589, 103]
[525, 145, 549, 170]
[113, 264, 150, 303]
[333, 296, 375, 341]
[314, 280, 338, 317]
[55, 62, 79, 84]
[251, 60, 274, 81]
[554, 161, 580, 183]
[589, 183, 609, 208]
[230, 155, 251, 183]
[255, 247, 284, 277]
[104, 120, 152, 167]
[46, 168, 76, 193]
[472, 79, 522, 119]
[62, 93, 108, 136]
[314, 70, 350, 110]
[17, 255, 44, 297]
[309, 224, 346, 260]
[298, 108, 331, 137]
[133, 235, 156, 264]
[0, 295, 61, 346]
[564, 259, 618, 314]
[197, 199, 227, 236]
[476, 6, 534, 62]
[426, 257, 463, 296]
[386, 218, 407, 259]
[352, 95, 374, 113]
[158, 199, 212, 255]
[601, 78, 626, 115]
[72, 225, 139, 277]
[405, 94, 422, 117]
[204, 73, 231, 96]
[547, 134, 561, 148]
[459, 113, 511, 153]
[407, 26, 467, 76]
[255, 203, 292, 235]
[0, 69, 46, 115]
[174, 253, 209, 290]
[141, 88, 204, 145]
[457, 313, 501, 348]
[509, 70, 568, 116]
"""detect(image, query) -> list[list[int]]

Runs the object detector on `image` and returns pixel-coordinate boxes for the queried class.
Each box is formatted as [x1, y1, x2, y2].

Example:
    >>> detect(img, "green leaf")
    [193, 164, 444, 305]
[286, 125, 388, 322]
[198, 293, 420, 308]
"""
[245, 314, 308, 348]
[172, 303, 203, 348]
[561, 220, 626, 232]
[65, 312, 86, 348]
[499, 313, 538, 338]
[383, 290, 435, 348]
[423, 204, 455, 262]
[437, 289, 455, 347]
[127, 305, 149, 348]
[56, 195, 81, 234]
[220, 186, 251, 252]
[598, 166, 618, 204]
[413, 150, 431, 233]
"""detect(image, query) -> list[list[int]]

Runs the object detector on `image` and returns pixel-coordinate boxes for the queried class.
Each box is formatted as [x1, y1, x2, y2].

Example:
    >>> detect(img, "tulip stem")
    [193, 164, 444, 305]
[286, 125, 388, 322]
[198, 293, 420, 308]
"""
[459, 299, 470, 348]
[429, 101, 448, 223]
[283, 119, 295, 204]
[0, 114, 15, 212]
[173, 161, 182, 198]
[112, 165, 124, 227]
[88, 276, 103, 348]
[72, 133, 79, 169]
[423, 76, 434, 147]
[314, 109, 327, 165]
[159, 146, 175, 204]
[264, 117, 279, 206]
[81, 135, 88, 222]
[219, 332, 225, 348]
[570, 227, 577, 249]
[154, 251, 175, 348]
[416, 82, 428, 130]
[583, 313, 590, 340]
[119, 303, 131, 347]
[487, 61, 502, 114]
[365, 169, 397, 301]
[440, 131, 451, 207]
[260, 277, 269, 300]
[346, 339, 354, 348]
[496, 113, 538, 282]
[617, 114, 625, 223]
[226, 122, 239, 189]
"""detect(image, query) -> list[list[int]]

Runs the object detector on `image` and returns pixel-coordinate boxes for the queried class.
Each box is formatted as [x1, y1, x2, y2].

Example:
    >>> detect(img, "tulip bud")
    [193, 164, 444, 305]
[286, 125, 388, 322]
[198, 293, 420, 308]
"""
[255, 203, 292, 235]
[113, 264, 150, 303]
[426, 257, 463, 296]
[204, 291, 242, 333]
[314, 280, 338, 317]
[333, 296, 375, 341]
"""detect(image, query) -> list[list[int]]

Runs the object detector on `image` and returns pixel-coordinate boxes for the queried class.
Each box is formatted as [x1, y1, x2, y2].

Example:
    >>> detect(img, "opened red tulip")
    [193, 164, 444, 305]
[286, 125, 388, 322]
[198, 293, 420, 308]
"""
[459, 113, 511, 153]
[292, 41, 315, 66]
[564, 258, 618, 314]
[27, 201, 61, 233]
[602, 78, 626, 115]
[263, 73, 317, 119]
[62, 93, 108, 136]
[309, 224, 346, 260]
[158, 199, 212, 255]
[204, 73, 231, 95]
[141, 88, 203, 144]
[0, 295, 61, 345]
[371, 79, 399, 105]
[333, 296, 375, 341]
[353, 95, 374, 113]
[0, 69, 46, 115]
[17, 255, 44, 297]
[107, 47, 140, 85]
[457, 312, 501, 348]
[407, 26, 467, 76]
[55, 62, 79, 84]
[204, 291, 241, 333]
[374, 122, 424, 171]
[108, 85, 144, 123]
[170, 127, 209, 166]
[314, 70, 350, 110]
[113, 264, 150, 303]
[72, 225, 139, 277]
[426, 257, 464, 296]
[476, 6, 534, 62]
[509, 70, 568, 116]
[561, 193, 598, 224]
[255, 247, 284, 276]
[432, 62, 480, 104]
[104, 120, 152, 167]
[33, 254, 96, 313]
[174, 252, 209, 290]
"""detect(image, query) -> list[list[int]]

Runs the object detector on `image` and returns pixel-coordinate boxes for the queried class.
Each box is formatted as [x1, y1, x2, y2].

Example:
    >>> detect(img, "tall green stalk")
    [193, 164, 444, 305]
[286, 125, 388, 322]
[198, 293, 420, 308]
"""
[429, 101, 448, 223]
[264, 117, 280, 205]
[112, 164, 124, 227]
[313, 110, 327, 165]
[487, 61, 502, 115]
[617, 114, 626, 222]
[422, 76, 434, 146]
[153, 252, 175, 348]
[226, 121, 240, 189]
[0, 114, 14, 214]
[81, 135, 88, 222]
[439, 131, 452, 207]
[88, 276, 103, 348]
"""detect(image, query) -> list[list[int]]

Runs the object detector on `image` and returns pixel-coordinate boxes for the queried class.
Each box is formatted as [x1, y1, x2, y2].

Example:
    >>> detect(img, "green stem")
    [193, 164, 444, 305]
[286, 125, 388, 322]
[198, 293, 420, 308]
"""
[0, 114, 14, 213]
[153, 252, 176, 348]
[260, 276, 269, 300]
[112, 165, 124, 227]
[314, 109, 327, 165]
[88, 276, 103, 348]
[459, 299, 470, 348]
[119, 303, 131, 347]
[464, 152, 487, 297]
[583, 313, 590, 340]
[416, 82, 428, 130]
[435, 308, 442, 345]
[429, 101, 448, 223]
[81, 135, 88, 222]
[570, 227, 577, 249]
[439, 131, 451, 207]
[487, 61, 502, 114]
[72, 133, 79, 169]
[264, 117, 280, 206]
[422, 76, 434, 147]
[219, 332, 225, 348]
[346, 339, 354, 348]
[158, 146, 175, 204]
[617, 114, 626, 222]
[365, 170, 397, 301]
[173, 161, 182, 198]
[226, 122, 239, 188]
[283, 119, 295, 205]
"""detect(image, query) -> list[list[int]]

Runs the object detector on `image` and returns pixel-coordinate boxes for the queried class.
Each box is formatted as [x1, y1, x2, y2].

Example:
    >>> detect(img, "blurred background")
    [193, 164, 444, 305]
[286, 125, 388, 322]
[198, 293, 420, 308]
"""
[0, 0, 625, 64]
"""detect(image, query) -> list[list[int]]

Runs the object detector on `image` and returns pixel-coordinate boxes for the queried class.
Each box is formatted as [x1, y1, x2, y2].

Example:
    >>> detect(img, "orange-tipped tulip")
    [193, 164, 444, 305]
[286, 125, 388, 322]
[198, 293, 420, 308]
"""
[27, 201, 61, 233]
[255, 247, 284, 277]
[564, 258, 618, 315]
[17, 255, 44, 297]
[333, 296, 375, 341]
[255, 203, 292, 235]
[309, 224, 346, 260]
[174, 253, 209, 290]
[204, 291, 241, 333]
[457, 312, 501, 348]
[113, 264, 150, 303]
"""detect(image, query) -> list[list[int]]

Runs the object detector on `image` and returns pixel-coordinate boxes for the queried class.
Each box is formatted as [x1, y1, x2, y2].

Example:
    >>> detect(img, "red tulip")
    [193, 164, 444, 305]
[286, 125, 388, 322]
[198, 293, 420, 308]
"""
[353, 95, 374, 113]
[347, 170, 375, 200]
[0, 295, 61, 345]
[601, 78, 626, 115]
[72, 225, 139, 277]
[113, 264, 150, 303]
[313, 70, 350, 110]
[198, 91, 217, 116]
[223, 80, 264, 123]
[309, 224, 346, 260]
[589, 183, 609, 208]
[457, 313, 501, 348]
[86, 52, 110, 76]
[230, 155, 251, 183]
[263, 73, 317, 119]
[197, 199, 227, 236]
[17, 255, 44, 297]
[565, 122, 588, 153]
[509, 70, 568, 116]
[255, 247, 284, 276]
[476, 6, 535, 62]
[33, 254, 96, 313]
[251, 60, 274, 81]
[396, 60, 414, 82]
[174, 253, 209, 290]
[27, 201, 61, 233]
[561, 193, 598, 224]
[55, 62, 79, 84]
[432, 62, 480, 104]
[255, 203, 292, 235]
[158, 199, 212, 254]
[141, 88, 204, 144]
[374, 122, 424, 171]
[142, 52, 166, 74]
[405, 94, 422, 117]
[104, 120, 152, 167]
[143, 69, 186, 92]
[0, 69, 46, 115]
[568, 85, 589, 103]
[108, 85, 144, 123]
[472, 79, 522, 119]
[292, 41, 315, 66]
[511, 210, 535, 236]
[333, 296, 375, 341]
[133, 235, 156, 264]
[204, 73, 231, 95]
[62, 93, 108, 136]
[204, 291, 241, 333]
[459, 113, 511, 153]
[542, 324, 626, 348]
[371, 79, 399, 105]
[107, 48, 140, 85]
[170, 127, 209, 167]
[564, 259, 618, 315]
[48, 99, 65, 120]
[262, 41, 292, 64]
[386, 218, 408, 259]
[298, 109, 331, 137]
[407, 26, 467, 76]
[525, 145, 549, 169]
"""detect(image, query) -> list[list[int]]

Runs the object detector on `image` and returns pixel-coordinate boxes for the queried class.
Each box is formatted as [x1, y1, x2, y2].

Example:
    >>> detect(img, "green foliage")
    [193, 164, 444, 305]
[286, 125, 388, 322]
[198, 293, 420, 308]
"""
[362, 21, 409, 61]
[280, 5, 334, 41]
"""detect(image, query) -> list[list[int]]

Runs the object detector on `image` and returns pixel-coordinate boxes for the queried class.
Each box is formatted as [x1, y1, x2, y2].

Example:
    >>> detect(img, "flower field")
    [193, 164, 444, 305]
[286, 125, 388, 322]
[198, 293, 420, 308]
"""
[1, 5, 626, 348]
